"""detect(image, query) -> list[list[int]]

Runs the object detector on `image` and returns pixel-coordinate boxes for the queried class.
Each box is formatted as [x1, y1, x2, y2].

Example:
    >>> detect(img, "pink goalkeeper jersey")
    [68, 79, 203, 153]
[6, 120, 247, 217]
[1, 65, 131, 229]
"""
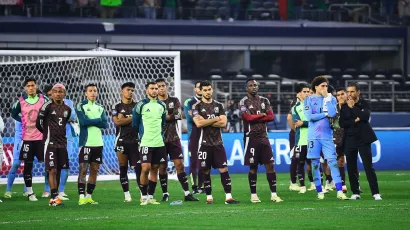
[19, 94, 45, 141]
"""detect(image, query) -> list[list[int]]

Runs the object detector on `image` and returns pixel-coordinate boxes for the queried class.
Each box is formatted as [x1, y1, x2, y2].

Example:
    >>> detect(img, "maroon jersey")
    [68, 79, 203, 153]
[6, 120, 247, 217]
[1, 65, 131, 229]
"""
[239, 95, 272, 139]
[288, 98, 298, 114]
[193, 100, 225, 146]
[112, 101, 138, 143]
[161, 96, 182, 142]
[36, 101, 71, 148]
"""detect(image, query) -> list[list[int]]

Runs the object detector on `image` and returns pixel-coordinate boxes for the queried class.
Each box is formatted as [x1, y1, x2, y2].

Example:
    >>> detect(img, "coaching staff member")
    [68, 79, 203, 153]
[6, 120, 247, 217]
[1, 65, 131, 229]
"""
[339, 83, 381, 200]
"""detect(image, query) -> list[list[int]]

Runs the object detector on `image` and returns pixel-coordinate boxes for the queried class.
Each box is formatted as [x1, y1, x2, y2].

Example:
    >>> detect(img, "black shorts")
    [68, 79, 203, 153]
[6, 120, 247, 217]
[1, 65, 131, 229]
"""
[188, 139, 199, 168]
[116, 142, 139, 167]
[166, 140, 183, 161]
[19, 140, 44, 162]
[139, 146, 167, 165]
[197, 145, 228, 170]
[79, 146, 103, 164]
[244, 137, 274, 166]
[45, 146, 69, 170]
[295, 145, 308, 163]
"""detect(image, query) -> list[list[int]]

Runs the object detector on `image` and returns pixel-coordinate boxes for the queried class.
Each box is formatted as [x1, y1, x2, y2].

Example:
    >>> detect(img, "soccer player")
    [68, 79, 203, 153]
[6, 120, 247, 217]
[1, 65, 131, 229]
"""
[42, 84, 77, 200]
[132, 82, 167, 206]
[304, 76, 348, 200]
[11, 78, 47, 201]
[183, 81, 203, 194]
[36, 84, 72, 206]
[193, 81, 239, 204]
[333, 87, 348, 192]
[287, 94, 300, 192]
[292, 83, 311, 194]
[156, 79, 199, 202]
[76, 83, 108, 205]
[112, 82, 140, 202]
[239, 79, 283, 203]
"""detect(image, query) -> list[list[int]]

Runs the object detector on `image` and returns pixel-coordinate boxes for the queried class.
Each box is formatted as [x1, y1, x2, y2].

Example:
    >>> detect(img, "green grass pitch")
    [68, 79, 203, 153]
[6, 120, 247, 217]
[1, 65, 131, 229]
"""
[1, 171, 409, 229]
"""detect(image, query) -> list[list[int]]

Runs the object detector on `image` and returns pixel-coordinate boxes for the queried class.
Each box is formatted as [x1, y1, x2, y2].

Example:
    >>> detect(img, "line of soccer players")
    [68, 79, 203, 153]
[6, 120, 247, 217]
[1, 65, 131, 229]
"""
[2, 75, 374, 206]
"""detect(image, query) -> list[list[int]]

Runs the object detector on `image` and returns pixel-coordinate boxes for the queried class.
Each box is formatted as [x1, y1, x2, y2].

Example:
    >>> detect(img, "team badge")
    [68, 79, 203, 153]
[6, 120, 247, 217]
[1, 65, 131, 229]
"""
[240, 105, 247, 112]
[214, 107, 219, 113]
[201, 161, 206, 167]
[63, 111, 68, 118]
[261, 103, 265, 109]
[249, 157, 254, 164]
[169, 102, 174, 108]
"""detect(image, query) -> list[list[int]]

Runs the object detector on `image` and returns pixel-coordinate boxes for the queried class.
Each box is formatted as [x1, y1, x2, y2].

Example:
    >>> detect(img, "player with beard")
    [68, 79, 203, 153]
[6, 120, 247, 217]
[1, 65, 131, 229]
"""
[155, 78, 199, 202]
[239, 79, 283, 203]
[183, 81, 203, 194]
[112, 82, 141, 202]
[36, 84, 72, 206]
[132, 82, 167, 205]
[193, 81, 239, 204]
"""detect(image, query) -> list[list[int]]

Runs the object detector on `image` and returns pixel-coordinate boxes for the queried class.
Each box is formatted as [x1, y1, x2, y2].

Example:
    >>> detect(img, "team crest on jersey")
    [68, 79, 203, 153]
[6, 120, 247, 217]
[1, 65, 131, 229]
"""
[214, 107, 219, 113]
[261, 103, 265, 109]
[169, 102, 174, 108]
[240, 105, 247, 112]
[201, 161, 206, 167]
[63, 111, 68, 118]
[112, 110, 117, 115]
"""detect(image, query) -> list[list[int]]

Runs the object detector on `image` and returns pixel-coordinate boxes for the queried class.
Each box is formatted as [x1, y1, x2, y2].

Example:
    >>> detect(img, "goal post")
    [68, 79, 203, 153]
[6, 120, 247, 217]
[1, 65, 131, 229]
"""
[0, 48, 181, 184]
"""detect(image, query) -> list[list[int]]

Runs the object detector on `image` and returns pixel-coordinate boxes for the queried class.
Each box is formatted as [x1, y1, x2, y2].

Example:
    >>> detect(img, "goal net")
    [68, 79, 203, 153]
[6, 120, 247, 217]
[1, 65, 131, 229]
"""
[0, 48, 181, 185]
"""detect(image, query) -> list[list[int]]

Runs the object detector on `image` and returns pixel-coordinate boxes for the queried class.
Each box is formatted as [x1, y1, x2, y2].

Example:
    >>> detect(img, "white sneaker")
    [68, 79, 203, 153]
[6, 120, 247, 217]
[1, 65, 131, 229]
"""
[148, 199, 160, 205]
[322, 186, 329, 194]
[350, 194, 361, 200]
[59, 192, 68, 197]
[373, 194, 382, 200]
[58, 195, 69, 201]
[337, 191, 348, 200]
[140, 198, 148, 206]
[4, 191, 12, 198]
[298, 186, 307, 194]
[250, 194, 261, 203]
[270, 194, 284, 202]
[42, 192, 50, 198]
[325, 183, 334, 192]
[317, 192, 325, 200]
[28, 193, 38, 201]
[23, 192, 29, 197]
[307, 184, 316, 191]
[289, 183, 300, 191]
[331, 180, 336, 189]
[124, 197, 132, 203]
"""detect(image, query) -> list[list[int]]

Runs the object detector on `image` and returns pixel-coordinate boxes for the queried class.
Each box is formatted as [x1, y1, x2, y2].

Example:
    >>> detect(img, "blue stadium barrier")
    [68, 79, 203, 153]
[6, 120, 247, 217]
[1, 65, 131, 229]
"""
[2, 130, 409, 178]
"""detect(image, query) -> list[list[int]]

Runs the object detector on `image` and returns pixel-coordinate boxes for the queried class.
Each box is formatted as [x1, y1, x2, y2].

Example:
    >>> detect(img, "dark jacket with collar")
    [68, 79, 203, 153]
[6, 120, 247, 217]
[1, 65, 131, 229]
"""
[339, 98, 378, 145]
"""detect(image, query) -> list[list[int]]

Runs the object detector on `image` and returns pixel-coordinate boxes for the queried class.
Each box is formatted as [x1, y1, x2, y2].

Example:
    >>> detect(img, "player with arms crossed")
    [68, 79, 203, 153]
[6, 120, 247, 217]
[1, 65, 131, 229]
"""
[76, 84, 108, 205]
[36, 84, 71, 206]
[156, 79, 199, 202]
[183, 81, 203, 194]
[304, 76, 348, 200]
[193, 81, 239, 205]
[239, 79, 283, 203]
[11, 78, 47, 201]
[112, 82, 140, 202]
[132, 82, 167, 206]
[42, 84, 78, 200]
[292, 83, 311, 194]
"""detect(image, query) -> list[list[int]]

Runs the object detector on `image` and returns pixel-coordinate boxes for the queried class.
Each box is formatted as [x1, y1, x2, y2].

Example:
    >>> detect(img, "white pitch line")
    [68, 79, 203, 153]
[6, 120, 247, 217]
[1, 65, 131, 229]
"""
[1, 204, 407, 225]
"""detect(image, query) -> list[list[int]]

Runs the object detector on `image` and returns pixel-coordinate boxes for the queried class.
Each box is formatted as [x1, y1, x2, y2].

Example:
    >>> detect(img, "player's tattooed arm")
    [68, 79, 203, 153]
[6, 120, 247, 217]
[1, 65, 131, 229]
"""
[78, 163, 89, 184]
